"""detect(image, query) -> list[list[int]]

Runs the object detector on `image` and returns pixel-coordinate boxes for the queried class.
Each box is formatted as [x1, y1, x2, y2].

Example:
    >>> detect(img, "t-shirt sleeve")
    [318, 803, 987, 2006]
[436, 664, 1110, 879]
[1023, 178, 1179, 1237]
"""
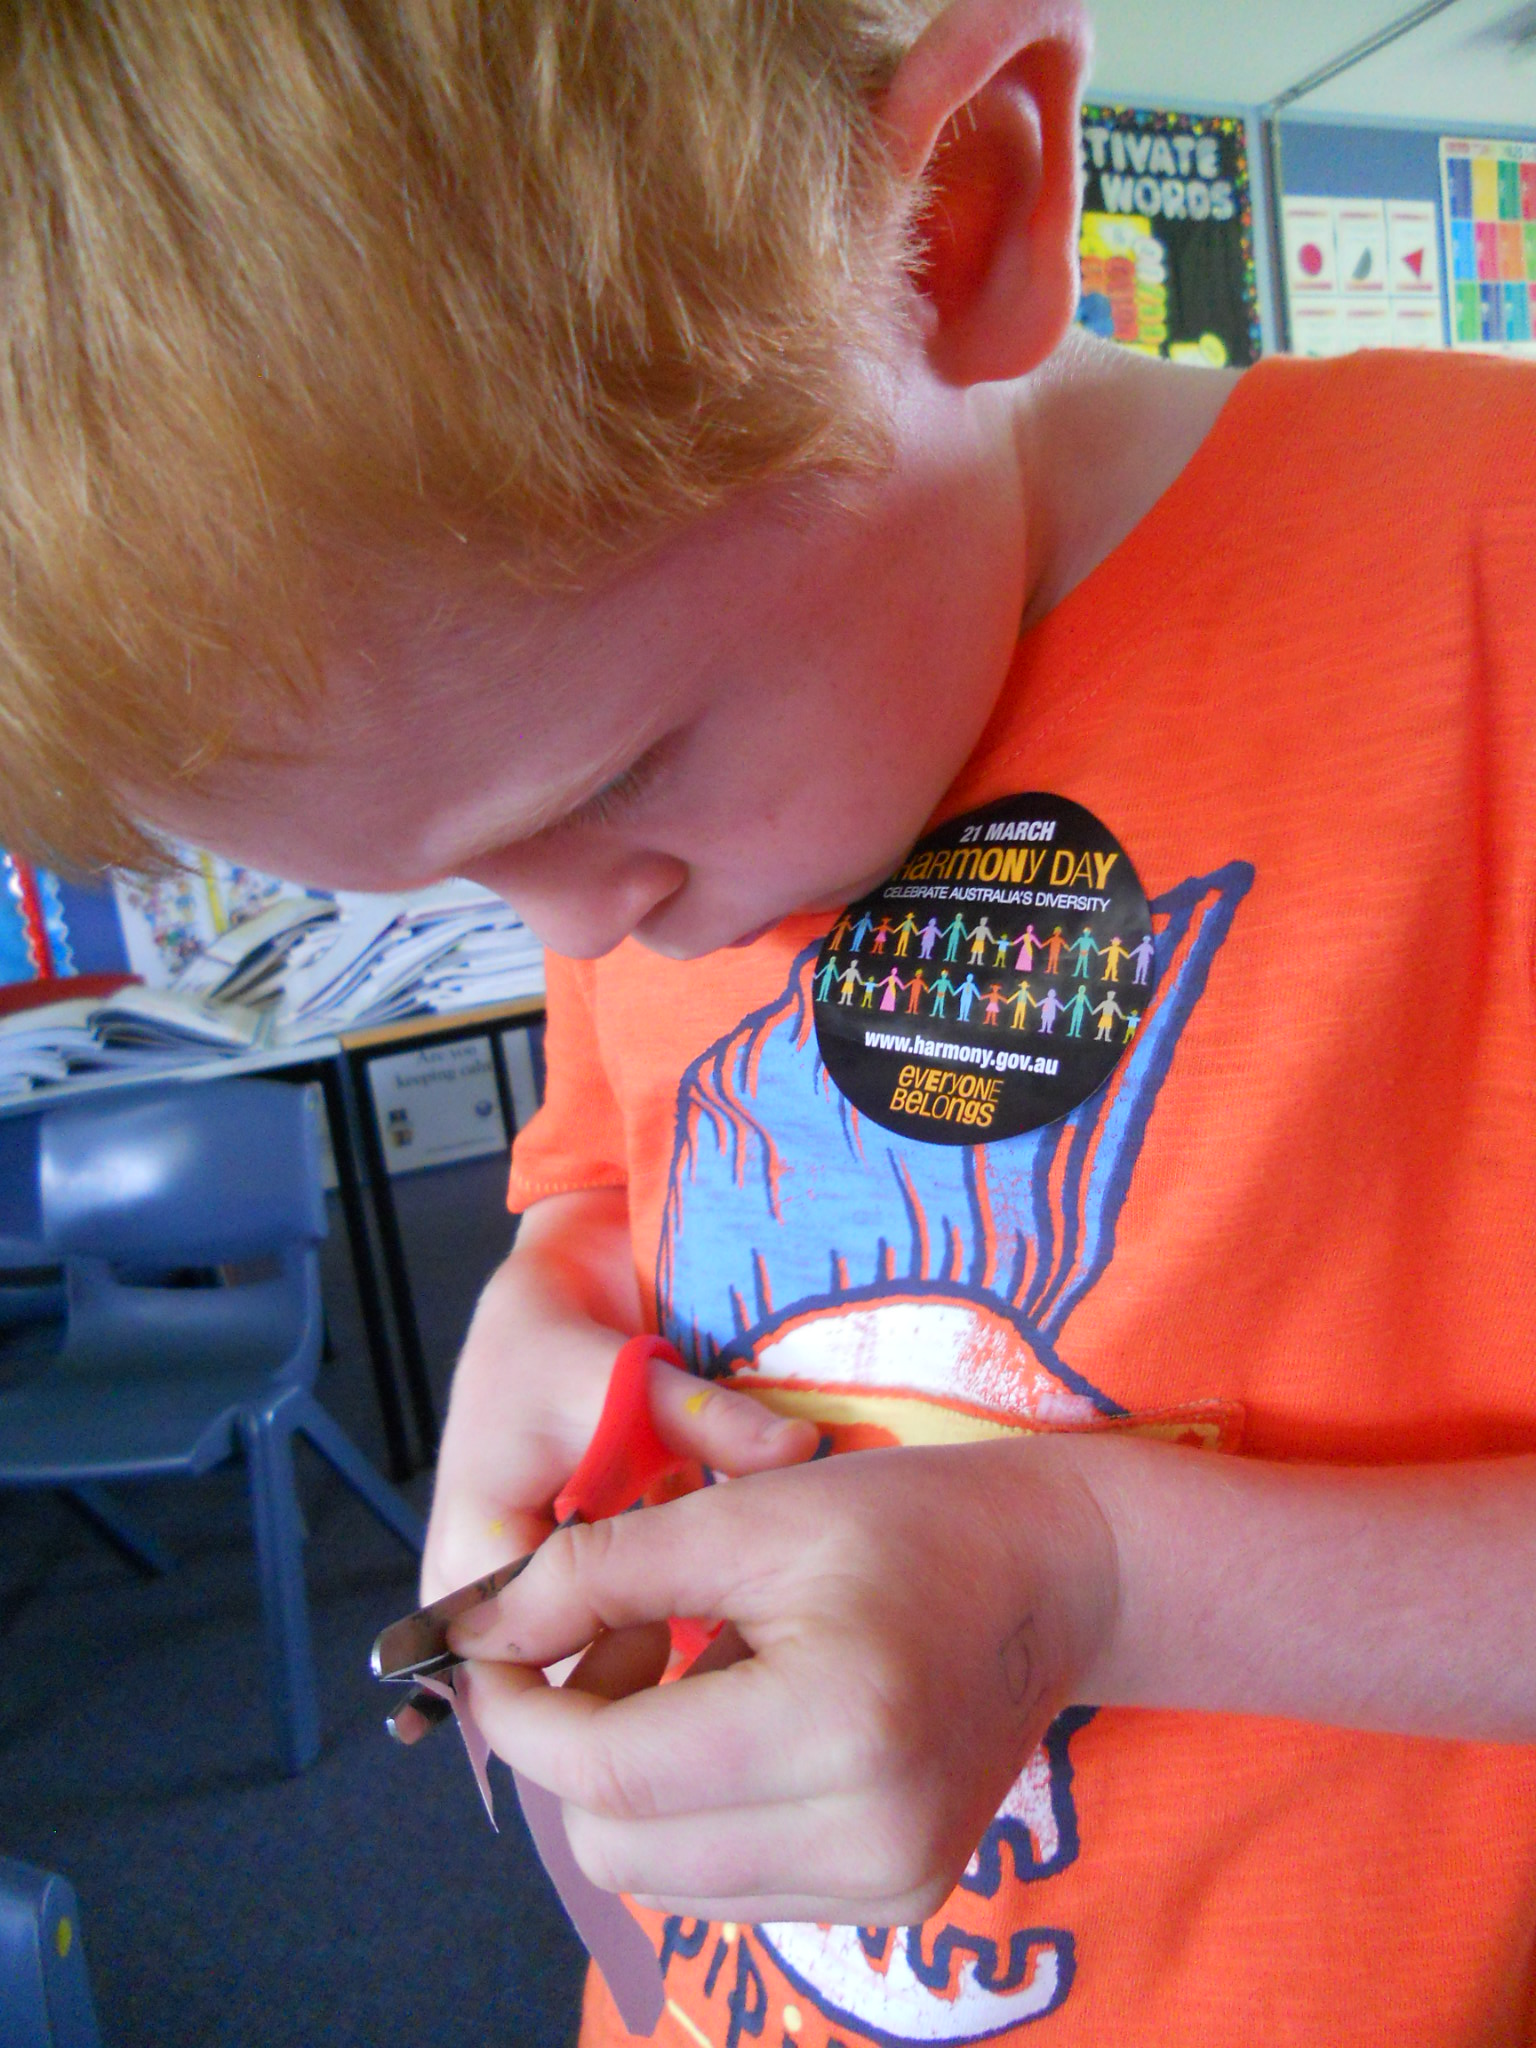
[506, 952, 628, 1214]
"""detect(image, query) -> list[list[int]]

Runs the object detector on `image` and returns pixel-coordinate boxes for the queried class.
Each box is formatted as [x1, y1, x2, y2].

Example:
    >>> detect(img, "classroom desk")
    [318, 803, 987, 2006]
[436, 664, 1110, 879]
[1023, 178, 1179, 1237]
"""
[335, 995, 545, 1471]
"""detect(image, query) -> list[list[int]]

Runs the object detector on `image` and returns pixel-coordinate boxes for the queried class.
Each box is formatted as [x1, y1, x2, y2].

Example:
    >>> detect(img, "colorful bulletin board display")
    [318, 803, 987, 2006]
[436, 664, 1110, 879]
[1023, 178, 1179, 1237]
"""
[0, 853, 76, 985]
[1440, 138, 1536, 355]
[1282, 196, 1444, 356]
[1076, 106, 1261, 368]
[112, 847, 318, 985]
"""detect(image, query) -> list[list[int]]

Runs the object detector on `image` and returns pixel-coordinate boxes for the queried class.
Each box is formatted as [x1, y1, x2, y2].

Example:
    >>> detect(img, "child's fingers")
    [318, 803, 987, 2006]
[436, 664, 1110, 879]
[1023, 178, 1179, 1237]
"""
[645, 1358, 819, 1476]
[562, 1793, 944, 1925]
[449, 1489, 754, 1665]
[421, 1498, 552, 1605]
[565, 1620, 674, 1701]
[418, 1623, 922, 1926]
[626, 1881, 941, 1927]
[567, 1799, 850, 1905]
[626, 1889, 907, 1928]
[457, 1655, 547, 1716]
[426, 1369, 808, 1609]
[461, 1642, 846, 1818]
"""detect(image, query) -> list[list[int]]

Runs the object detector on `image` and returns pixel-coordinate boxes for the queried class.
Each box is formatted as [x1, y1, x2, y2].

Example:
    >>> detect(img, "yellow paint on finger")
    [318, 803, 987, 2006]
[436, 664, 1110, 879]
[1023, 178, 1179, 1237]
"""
[487, 1518, 505, 1537]
[684, 1389, 715, 1416]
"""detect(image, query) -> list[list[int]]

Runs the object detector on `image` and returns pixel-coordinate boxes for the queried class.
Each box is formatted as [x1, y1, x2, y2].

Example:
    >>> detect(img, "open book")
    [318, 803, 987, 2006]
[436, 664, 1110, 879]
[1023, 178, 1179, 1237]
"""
[0, 985, 267, 1097]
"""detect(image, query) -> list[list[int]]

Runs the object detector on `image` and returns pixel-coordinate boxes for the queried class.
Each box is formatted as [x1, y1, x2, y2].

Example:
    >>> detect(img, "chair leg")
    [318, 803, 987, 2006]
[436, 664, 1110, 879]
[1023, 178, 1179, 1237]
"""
[60, 1484, 175, 1577]
[294, 1397, 425, 1555]
[0, 1857, 105, 2048]
[239, 1410, 321, 1775]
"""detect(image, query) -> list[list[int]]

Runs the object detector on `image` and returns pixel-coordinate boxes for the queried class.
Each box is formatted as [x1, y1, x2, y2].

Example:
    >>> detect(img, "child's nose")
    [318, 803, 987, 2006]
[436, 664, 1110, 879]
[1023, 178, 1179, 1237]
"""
[466, 844, 689, 960]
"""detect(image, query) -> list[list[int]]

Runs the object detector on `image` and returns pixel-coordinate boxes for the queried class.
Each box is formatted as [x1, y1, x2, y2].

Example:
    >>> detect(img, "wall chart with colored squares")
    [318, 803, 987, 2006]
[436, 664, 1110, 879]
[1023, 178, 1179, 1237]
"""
[1440, 137, 1536, 355]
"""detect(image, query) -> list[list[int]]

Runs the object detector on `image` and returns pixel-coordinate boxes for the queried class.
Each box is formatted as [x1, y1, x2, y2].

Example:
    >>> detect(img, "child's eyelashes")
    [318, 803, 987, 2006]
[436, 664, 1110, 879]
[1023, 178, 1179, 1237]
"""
[571, 764, 651, 828]
[553, 730, 680, 835]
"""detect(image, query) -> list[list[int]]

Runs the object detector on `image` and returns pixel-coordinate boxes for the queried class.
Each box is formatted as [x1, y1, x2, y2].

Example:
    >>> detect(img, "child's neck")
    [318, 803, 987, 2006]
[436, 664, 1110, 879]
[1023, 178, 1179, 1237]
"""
[1013, 330, 1244, 632]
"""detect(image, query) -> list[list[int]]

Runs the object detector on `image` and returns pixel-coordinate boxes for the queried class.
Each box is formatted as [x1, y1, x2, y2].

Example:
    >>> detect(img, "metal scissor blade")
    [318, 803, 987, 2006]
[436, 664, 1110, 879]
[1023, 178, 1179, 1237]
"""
[385, 1685, 455, 1746]
[369, 1546, 540, 1684]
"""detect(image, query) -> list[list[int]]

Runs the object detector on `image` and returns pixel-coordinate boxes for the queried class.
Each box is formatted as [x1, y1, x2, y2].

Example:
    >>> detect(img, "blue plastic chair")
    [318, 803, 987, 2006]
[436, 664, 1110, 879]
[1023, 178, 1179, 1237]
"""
[0, 1177, 172, 1576]
[0, 1243, 65, 1348]
[0, 1859, 104, 2048]
[0, 1080, 425, 1773]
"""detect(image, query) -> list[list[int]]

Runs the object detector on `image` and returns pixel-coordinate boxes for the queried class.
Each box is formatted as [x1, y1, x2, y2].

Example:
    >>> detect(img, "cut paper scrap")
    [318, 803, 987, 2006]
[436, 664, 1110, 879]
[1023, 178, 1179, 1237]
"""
[415, 1671, 496, 1830]
[417, 1669, 666, 2038]
[514, 1770, 666, 2038]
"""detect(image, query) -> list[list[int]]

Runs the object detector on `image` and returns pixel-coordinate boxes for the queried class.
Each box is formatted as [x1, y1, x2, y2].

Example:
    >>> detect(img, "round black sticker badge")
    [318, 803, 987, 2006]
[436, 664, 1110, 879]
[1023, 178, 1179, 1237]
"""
[812, 794, 1155, 1145]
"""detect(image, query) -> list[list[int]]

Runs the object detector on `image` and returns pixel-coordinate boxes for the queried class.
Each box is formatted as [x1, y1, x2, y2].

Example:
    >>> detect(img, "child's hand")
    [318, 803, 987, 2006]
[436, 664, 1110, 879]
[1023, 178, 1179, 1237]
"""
[422, 1188, 817, 1604]
[446, 1438, 1119, 1926]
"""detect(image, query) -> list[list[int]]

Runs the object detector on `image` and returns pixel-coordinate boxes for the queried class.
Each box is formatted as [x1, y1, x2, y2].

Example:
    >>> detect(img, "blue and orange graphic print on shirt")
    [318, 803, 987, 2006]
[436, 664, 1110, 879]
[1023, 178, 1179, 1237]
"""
[636, 863, 1251, 2046]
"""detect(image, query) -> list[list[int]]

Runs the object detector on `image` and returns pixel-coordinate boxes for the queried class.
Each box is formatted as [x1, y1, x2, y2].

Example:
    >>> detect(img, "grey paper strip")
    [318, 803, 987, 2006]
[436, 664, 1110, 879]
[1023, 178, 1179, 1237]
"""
[415, 1672, 497, 1829]
[514, 1770, 666, 2039]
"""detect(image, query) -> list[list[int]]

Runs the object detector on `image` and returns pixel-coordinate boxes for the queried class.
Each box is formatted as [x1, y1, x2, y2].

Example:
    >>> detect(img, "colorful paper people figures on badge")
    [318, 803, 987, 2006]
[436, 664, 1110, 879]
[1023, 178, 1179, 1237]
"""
[817, 913, 1151, 1040]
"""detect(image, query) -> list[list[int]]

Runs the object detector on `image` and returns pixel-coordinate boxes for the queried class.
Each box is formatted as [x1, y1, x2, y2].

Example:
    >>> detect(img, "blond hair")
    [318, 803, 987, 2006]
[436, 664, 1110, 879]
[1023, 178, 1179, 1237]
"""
[0, 0, 943, 871]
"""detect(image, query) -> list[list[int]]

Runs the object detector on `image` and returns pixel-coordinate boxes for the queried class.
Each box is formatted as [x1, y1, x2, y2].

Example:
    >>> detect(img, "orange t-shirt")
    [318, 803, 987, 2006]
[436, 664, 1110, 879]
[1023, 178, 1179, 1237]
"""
[508, 353, 1536, 2047]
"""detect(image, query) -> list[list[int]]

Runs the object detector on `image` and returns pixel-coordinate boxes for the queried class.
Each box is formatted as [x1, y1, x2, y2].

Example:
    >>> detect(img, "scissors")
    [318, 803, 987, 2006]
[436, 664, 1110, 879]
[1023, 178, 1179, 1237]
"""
[371, 1332, 703, 1741]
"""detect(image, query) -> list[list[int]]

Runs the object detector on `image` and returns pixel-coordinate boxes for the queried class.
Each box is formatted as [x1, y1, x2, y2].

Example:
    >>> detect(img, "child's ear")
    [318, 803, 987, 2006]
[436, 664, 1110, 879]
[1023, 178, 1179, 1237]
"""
[883, 0, 1091, 387]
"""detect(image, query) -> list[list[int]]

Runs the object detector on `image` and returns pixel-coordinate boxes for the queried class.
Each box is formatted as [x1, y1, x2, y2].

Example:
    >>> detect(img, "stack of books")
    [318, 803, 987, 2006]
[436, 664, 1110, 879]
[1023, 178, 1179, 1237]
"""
[0, 877, 544, 1096]
[269, 882, 544, 1036]
[167, 895, 340, 1007]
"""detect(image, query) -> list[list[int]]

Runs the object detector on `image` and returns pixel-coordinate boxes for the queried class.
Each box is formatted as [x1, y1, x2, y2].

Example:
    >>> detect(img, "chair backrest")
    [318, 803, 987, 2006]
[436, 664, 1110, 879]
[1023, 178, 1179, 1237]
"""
[32, 1080, 327, 1387]
[0, 1119, 70, 1383]
[39, 1080, 326, 1265]
[0, 1112, 43, 1245]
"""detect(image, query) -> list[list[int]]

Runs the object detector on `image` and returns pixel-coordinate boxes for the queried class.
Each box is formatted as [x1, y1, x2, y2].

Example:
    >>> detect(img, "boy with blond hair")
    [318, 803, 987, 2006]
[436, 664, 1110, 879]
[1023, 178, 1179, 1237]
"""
[2, 3, 1534, 2042]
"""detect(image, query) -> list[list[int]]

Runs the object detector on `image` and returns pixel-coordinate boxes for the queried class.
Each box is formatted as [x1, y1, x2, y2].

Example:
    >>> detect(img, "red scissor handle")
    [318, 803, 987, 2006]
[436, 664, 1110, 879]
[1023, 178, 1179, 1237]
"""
[553, 1334, 691, 1524]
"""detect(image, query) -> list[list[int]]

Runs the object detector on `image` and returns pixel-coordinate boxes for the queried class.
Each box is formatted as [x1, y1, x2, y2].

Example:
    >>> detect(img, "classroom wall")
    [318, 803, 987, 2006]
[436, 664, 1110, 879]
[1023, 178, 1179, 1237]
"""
[1277, 113, 1536, 352]
[52, 879, 129, 975]
[1279, 114, 1536, 202]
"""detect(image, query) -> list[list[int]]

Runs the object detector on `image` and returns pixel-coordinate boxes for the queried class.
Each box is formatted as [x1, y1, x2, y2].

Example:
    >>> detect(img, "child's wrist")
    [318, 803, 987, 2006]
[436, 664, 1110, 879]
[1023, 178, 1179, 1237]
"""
[1022, 1428, 1238, 1714]
[980, 1430, 1127, 1717]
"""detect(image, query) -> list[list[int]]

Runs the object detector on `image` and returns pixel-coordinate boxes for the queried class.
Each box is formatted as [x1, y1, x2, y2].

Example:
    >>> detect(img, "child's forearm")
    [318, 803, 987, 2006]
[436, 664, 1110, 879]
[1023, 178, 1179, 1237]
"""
[1058, 1433, 1536, 1743]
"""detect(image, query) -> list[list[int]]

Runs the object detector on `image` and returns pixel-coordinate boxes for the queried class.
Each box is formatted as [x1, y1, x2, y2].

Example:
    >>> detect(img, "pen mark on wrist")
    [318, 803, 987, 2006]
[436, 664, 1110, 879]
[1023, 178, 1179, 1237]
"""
[1000, 1614, 1042, 1715]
